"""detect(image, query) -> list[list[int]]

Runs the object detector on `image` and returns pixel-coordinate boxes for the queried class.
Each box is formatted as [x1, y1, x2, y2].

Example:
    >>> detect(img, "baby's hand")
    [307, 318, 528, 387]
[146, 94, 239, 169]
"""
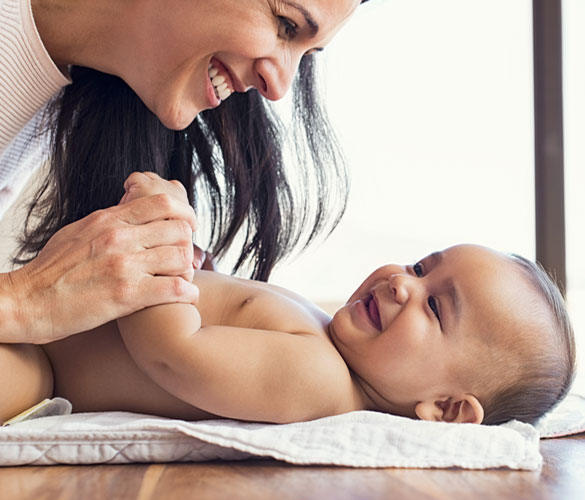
[120, 171, 190, 208]
[198, 251, 218, 272]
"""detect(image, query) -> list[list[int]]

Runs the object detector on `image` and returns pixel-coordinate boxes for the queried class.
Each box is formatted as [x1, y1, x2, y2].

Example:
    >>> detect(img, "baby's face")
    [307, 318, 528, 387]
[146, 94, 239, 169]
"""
[329, 244, 535, 418]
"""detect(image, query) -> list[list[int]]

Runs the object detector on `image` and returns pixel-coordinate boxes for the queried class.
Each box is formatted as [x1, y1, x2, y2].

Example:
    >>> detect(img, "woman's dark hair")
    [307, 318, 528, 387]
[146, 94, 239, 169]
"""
[481, 255, 576, 425]
[14, 54, 347, 281]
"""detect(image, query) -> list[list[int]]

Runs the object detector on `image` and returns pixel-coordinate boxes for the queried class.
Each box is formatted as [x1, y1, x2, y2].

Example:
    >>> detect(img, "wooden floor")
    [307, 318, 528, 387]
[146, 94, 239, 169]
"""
[0, 434, 583, 500]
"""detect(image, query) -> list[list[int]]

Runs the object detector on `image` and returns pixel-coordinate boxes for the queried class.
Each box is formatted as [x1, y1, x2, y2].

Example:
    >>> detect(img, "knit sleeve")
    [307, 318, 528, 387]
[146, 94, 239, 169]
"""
[0, 0, 70, 217]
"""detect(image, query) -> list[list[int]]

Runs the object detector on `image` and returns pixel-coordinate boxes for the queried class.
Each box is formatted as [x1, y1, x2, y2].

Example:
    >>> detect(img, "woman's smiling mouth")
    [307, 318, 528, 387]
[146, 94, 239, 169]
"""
[207, 58, 237, 102]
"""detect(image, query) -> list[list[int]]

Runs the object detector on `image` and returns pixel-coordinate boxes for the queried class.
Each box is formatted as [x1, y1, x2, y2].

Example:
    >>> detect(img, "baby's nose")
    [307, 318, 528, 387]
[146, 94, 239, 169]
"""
[389, 274, 410, 305]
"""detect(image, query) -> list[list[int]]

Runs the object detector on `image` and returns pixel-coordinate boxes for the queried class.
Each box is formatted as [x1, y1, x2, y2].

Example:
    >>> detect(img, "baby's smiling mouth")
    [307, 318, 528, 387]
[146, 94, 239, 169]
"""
[364, 293, 382, 331]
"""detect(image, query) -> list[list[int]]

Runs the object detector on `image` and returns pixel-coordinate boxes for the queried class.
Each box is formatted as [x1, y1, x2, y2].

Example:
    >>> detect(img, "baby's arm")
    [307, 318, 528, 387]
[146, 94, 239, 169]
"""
[117, 305, 349, 423]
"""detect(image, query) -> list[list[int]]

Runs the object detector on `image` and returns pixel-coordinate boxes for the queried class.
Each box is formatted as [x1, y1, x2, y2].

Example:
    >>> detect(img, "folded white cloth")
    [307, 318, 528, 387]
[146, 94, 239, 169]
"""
[0, 407, 541, 469]
[535, 393, 585, 438]
[3, 393, 583, 469]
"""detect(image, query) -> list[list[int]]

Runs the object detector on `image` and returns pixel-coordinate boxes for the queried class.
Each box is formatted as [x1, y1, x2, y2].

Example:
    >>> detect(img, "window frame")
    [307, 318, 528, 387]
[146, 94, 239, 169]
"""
[533, 0, 566, 294]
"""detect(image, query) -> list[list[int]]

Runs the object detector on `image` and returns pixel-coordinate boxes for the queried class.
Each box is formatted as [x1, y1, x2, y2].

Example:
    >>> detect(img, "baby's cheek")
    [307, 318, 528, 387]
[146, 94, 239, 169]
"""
[384, 316, 428, 350]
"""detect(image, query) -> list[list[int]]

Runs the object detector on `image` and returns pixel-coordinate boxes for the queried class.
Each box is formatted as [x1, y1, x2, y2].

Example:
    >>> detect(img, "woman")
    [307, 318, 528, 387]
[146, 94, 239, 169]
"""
[0, 0, 367, 345]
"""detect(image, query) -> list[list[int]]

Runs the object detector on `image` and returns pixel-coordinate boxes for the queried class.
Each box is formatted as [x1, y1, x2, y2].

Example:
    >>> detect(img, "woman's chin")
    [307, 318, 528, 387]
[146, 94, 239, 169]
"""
[153, 97, 200, 131]
[158, 108, 198, 131]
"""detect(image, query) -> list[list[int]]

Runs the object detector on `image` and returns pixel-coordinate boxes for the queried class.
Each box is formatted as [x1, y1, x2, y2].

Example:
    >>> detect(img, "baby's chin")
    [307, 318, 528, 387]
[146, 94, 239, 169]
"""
[326, 314, 342, 344]
[330, 304, 350, 328]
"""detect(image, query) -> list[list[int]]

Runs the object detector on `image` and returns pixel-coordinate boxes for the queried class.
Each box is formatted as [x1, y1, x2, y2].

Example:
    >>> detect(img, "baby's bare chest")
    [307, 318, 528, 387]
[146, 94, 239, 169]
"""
[196, 276, 328, 335]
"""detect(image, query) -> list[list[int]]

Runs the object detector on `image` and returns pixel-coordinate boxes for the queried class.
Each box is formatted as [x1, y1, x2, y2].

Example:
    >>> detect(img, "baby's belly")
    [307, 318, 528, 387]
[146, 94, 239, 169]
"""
[42, 323, 217, 421]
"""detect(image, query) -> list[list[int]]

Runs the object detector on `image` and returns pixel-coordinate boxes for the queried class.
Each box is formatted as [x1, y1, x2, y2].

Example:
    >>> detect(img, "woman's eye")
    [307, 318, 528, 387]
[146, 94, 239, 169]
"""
[428, 296, 441, 323]
[413, 262, 424, 277]
[278, 16, 298, 40]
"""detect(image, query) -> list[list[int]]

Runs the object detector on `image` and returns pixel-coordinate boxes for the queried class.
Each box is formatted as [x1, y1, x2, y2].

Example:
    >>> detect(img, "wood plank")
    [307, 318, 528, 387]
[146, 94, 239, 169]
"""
[0, 434, 583, 500]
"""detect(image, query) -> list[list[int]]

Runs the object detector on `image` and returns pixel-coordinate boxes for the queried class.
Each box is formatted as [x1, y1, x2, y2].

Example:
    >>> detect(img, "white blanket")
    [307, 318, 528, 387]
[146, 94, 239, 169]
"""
[0, 408, 538, 469]
[1, 393, 583, 469]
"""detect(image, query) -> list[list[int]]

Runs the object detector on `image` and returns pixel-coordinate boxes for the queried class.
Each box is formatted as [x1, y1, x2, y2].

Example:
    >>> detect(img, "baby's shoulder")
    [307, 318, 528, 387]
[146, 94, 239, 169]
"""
[197, 271, 330, 335]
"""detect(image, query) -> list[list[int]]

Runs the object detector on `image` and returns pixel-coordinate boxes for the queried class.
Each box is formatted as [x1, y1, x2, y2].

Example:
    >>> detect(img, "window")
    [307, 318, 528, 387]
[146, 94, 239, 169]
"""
[564, 0, 585, 393]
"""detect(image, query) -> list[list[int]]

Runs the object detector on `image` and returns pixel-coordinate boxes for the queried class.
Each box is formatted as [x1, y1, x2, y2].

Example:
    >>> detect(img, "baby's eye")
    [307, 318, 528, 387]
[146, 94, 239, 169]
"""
[428, 296, 441, 324]
[413, 262, 424, 277]
[277, 16, 298, 40]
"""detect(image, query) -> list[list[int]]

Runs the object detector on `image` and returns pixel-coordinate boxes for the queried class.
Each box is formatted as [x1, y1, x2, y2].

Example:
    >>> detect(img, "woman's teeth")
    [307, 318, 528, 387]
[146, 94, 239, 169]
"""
[208, 64, 233, 101]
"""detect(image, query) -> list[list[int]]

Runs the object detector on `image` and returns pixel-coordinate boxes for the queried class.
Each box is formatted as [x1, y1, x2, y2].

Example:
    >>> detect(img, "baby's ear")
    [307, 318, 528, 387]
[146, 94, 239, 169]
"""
[415, 395, 484, 424]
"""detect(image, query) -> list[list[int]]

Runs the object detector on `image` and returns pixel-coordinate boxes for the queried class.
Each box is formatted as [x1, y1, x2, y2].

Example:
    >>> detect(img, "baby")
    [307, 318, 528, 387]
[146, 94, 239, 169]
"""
[1, 243, 575, 426]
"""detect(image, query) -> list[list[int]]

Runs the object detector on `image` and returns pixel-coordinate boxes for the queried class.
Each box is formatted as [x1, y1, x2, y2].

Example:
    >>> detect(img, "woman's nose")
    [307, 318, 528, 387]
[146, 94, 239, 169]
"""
[253, 54, 299, 101]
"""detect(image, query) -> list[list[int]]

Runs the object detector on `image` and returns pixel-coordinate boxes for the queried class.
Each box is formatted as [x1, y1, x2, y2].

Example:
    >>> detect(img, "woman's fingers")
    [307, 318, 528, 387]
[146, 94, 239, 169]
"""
[138, 245, 195, 283]
[86, 219, 196, 279]
[135, 275, 199, 311]
[94, 219, 194, 252]
[112, 194, 197, 231]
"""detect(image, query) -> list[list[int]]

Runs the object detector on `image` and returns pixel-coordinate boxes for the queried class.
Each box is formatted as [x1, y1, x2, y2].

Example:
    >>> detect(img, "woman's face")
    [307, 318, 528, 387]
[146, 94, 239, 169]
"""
[123, 0, 361, 130]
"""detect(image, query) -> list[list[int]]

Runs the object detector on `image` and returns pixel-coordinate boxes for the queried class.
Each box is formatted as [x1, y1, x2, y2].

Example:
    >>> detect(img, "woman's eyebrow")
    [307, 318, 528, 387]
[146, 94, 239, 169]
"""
[283, 1, 320, 37]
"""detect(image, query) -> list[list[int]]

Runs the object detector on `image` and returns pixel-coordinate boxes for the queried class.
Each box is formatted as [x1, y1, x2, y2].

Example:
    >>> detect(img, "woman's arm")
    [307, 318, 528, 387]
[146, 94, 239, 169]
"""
[117, 304, 349, 423]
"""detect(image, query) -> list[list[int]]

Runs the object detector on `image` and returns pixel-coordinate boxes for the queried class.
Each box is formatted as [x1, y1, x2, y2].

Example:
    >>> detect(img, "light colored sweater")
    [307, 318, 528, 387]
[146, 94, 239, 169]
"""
[0, 0, 70, 218]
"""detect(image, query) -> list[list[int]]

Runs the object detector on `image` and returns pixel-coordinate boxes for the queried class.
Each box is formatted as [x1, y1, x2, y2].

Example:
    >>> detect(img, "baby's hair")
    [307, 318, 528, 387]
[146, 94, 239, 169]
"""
[481, 255, 576, 425]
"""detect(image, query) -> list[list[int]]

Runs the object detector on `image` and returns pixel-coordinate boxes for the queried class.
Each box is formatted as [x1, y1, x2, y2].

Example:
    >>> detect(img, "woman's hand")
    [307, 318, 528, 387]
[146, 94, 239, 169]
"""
[1, 178, 199, 344]
[121, 172, 217, 271]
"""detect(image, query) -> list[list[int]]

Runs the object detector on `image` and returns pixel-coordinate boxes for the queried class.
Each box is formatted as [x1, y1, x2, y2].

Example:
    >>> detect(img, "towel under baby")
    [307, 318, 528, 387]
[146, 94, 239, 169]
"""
[0, 393, 583, 469]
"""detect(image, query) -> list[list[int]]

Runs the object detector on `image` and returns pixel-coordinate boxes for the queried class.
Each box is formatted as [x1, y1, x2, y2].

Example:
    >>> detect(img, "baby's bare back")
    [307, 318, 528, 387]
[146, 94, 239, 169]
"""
[40, 271, 338, 419]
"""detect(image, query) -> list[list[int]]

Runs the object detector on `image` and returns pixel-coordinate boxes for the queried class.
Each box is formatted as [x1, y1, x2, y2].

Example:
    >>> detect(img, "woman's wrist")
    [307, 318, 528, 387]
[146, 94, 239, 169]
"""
[0, 271, 28, 343]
